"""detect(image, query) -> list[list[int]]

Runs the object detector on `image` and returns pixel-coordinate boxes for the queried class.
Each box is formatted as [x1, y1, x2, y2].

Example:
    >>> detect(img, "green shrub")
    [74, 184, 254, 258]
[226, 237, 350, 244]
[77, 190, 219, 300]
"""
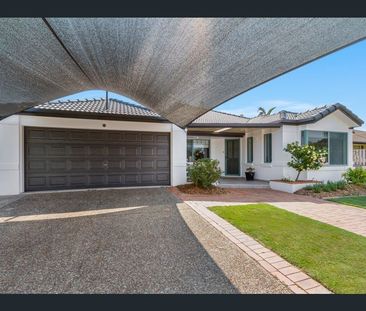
[187, 158, 222, 188]
[304, 180, 348, 193]
[284, 142, 327, 181]
[311, 184, 323, 193]
[336, 180, 347, 190]
[325, 181, 338, 192]
[343, 167, 366, 185]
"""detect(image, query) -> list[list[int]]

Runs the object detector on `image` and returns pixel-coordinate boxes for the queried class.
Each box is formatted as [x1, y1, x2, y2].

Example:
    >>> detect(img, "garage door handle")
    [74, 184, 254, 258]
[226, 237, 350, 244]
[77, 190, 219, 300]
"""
[103, 161, 108, 168]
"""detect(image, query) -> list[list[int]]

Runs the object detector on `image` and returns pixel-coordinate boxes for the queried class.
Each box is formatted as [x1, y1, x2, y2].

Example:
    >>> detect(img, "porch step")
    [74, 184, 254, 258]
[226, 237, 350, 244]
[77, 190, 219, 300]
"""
[219, 184, 270, 189]
[217, 179, 270, 189]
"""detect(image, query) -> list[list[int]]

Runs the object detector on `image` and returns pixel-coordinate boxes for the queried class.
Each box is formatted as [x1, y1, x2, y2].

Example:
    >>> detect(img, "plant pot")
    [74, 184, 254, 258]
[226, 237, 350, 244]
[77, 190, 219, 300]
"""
[245, 172, 255, 181]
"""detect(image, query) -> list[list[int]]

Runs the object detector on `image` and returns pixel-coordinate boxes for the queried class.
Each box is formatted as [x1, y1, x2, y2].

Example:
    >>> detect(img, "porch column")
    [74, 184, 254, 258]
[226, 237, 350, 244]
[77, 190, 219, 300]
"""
[170, 125, 187, 186]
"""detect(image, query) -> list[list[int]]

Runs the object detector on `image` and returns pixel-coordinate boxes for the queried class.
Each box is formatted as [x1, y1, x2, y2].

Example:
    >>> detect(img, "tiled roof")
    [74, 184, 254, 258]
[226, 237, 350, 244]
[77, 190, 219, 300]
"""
[246, 105, 331, 124]
[192, 110, 249, 124]
[25, 99, 363, 127]
[28, 98, 162, 119]
[191, 103, 363, 127]
[353, 130, 366, 144]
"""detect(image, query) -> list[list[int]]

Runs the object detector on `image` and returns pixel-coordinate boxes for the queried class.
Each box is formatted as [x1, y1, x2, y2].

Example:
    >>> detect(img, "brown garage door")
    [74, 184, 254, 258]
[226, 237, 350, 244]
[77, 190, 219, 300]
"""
[24, 127, 170, 191]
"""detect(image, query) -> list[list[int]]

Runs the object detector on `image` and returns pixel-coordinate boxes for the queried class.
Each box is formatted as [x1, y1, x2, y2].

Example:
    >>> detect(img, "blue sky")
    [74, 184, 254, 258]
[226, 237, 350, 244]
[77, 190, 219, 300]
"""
[59, 39, 366, 128]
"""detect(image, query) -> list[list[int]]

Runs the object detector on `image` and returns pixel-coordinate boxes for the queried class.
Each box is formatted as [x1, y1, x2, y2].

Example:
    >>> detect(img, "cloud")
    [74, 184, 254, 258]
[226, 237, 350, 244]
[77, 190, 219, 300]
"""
[217, 99, 323, 117]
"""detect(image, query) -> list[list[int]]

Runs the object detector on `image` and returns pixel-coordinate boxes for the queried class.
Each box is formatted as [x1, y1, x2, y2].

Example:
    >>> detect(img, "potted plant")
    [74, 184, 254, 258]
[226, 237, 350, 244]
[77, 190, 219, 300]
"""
[245, 164, 255, 181]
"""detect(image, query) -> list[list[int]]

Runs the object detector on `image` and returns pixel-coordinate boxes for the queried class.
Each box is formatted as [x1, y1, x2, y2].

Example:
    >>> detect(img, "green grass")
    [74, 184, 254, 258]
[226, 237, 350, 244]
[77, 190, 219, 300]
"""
[209, 203, 366, 294]
[327, 196, 366, 209]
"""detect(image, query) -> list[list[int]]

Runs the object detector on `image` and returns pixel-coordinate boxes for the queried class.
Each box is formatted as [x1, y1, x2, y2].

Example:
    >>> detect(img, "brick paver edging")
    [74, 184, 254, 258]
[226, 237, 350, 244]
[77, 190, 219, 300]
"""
[185, 201, 332, 294]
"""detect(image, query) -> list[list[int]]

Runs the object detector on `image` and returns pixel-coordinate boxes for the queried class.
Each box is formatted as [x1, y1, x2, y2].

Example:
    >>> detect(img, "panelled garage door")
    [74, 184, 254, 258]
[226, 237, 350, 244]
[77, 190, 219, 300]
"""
[24, 127, 170, 191]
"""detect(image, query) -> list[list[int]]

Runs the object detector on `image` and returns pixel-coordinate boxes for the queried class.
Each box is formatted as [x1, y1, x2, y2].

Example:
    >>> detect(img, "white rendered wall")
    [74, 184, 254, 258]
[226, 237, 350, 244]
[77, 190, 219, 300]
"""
[244, 127, 284, 181]
[210, 137, 226, 175]
[210, 136, 244, 176]
[282, 111, 356, 181]
[170, 125, 187, 186]
[0, 115, 186, 195]
[0, 115, 22, 195]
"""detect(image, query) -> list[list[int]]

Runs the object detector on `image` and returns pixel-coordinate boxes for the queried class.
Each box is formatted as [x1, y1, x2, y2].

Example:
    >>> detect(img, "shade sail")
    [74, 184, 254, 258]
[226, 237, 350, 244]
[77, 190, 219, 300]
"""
[1, 18, 366, 127]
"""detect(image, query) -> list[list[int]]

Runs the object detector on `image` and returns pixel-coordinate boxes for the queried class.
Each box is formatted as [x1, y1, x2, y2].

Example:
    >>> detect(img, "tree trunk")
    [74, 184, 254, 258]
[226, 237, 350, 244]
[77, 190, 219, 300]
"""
[296, 170, 301, 181]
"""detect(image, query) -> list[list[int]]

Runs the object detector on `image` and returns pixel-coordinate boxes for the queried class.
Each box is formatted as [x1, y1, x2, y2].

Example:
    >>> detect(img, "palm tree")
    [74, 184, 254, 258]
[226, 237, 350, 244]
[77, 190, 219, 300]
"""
[257, 106, 276, 116]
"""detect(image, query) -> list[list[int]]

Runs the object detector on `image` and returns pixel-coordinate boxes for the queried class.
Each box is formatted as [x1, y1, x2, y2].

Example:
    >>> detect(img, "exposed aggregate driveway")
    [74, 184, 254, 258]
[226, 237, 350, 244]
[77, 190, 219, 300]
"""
[0, 188, 289, 294]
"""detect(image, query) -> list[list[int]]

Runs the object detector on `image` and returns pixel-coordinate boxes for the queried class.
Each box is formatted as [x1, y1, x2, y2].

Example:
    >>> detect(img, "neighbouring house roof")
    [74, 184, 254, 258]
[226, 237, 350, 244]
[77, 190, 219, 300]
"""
[353, 130, 366, 144]
[23, 99, 363, 128]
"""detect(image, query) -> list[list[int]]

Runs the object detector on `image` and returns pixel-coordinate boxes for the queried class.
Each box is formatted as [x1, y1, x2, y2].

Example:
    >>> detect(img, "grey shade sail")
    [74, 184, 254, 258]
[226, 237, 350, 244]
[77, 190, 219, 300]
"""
[1, 18, 366, 127]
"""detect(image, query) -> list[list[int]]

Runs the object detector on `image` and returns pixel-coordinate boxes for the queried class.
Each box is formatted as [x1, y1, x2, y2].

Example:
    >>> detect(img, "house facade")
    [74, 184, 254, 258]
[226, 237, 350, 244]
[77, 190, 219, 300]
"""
[0, 99, 363, 195]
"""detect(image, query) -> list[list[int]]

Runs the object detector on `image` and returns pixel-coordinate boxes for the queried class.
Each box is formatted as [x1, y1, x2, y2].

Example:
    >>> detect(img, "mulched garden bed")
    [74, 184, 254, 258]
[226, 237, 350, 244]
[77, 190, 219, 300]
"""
[176, 184, 227, 195]
[296, 184, 366, 199]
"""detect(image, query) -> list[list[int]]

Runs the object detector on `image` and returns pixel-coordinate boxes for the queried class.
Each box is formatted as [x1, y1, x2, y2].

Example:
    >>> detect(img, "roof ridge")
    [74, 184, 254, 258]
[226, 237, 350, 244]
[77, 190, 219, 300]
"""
[48, 97, 152, 111]
[212, 109, 249, 119]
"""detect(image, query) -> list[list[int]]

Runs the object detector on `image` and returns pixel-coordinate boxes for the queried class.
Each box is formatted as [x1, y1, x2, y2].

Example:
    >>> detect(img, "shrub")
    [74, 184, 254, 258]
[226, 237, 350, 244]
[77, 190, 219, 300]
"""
[284, 142, 327, 181]
[343, 167, 366, 185]
[307, 184, 322, 192]
[304, 180, 348, 193]
[336, 180, 347, 190]
[187, 158, 222, 188]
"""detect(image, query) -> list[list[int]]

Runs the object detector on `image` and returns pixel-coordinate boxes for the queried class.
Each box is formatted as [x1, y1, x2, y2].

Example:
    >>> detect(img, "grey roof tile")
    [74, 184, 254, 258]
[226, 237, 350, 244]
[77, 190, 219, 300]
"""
[28, 98, 163, 118]
[192, 110, 249, 124]
[26, 99, 363, 127]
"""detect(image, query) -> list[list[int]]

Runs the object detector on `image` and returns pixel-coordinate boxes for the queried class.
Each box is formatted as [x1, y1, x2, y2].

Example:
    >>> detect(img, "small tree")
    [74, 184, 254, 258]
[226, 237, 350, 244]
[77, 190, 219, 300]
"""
[284, 142, 327, 181]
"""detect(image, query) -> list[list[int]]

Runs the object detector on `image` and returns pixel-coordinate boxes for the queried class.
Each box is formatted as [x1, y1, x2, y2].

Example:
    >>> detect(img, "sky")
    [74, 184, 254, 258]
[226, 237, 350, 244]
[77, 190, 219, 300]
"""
[59, 39, 366, 129]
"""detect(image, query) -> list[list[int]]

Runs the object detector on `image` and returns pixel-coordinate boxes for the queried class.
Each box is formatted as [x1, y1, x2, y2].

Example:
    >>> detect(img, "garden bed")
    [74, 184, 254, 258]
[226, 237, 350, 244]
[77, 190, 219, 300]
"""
[176, 184, 227, 195]
[296, 184, 366, 199]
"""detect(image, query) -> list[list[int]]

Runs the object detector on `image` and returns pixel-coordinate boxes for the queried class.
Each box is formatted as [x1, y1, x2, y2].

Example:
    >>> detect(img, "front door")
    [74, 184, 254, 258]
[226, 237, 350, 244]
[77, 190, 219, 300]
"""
[225, 139, 240, 175]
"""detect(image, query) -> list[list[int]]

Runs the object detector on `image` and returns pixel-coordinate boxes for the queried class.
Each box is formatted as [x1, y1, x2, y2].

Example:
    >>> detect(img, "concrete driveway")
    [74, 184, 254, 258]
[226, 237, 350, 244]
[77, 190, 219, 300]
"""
[0, 188, 289, 293]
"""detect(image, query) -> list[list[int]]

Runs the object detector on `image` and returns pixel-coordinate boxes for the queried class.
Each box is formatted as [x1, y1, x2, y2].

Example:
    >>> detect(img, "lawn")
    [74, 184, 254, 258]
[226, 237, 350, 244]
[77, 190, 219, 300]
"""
[327, 196, 366, 209]
[209, 203, 366, 294]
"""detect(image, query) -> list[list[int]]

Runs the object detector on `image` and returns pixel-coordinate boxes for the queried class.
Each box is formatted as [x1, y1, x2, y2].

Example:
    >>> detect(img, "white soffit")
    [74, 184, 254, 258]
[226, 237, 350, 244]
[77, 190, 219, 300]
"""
[1, 18, 366, 127]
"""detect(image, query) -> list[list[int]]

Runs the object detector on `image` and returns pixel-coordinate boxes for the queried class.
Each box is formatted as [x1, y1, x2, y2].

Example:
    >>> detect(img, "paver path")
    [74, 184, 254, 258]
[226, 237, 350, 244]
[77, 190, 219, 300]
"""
[170, 187, 366, 237]
[271, 201, 366, 237]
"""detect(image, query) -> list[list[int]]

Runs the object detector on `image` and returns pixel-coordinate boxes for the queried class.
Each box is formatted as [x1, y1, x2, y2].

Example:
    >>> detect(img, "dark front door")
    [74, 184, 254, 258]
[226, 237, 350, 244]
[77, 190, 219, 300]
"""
[24, 127, 170, 191]
[225, 139, 240, 175]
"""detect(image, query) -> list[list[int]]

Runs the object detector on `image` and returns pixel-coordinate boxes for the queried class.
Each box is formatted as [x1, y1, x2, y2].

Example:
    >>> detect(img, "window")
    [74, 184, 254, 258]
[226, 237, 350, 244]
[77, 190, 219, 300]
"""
[301, 130, 348, 165]
[329, 132, 348, 165]
[187, 139, 210, 162]
[264, 133, 272, 163]
[247, 137, 253, 163]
